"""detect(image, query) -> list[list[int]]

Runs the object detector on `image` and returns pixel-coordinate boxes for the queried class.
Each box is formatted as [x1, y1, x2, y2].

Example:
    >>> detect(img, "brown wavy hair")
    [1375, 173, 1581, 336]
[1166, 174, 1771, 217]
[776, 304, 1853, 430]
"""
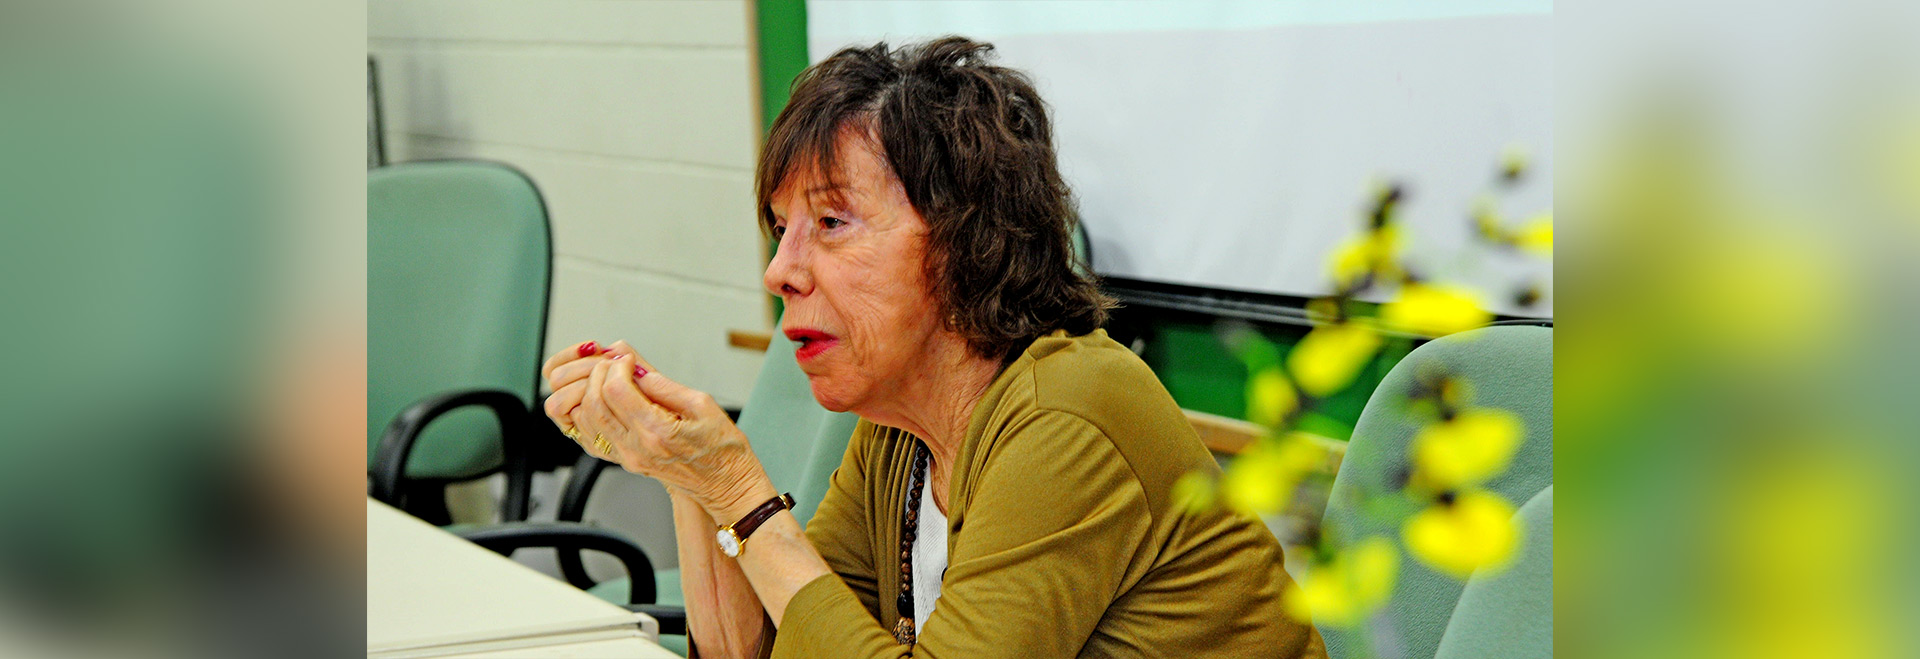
[756, 36, 1114, 361]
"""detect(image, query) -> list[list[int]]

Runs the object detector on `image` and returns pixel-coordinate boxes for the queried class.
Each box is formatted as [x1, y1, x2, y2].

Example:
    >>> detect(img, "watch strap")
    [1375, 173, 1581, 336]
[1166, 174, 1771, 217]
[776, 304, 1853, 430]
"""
[724, 492, 795, 546]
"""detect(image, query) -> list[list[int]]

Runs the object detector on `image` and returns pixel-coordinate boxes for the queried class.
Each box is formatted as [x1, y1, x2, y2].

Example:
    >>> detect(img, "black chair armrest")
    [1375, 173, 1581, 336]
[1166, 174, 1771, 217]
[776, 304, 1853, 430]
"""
[626, 603, 688, 638]
[454, 522, 659, 605]
[557, 452, 615, 523]
[554, 451, 621, 588]
[370, 388, 535, 521]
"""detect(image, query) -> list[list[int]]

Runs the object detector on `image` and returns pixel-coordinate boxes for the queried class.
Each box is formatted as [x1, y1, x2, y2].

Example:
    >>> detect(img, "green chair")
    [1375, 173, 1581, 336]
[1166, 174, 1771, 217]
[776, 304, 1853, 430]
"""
[1071, 217, 1095, 279]
[1435, 486, 1552, 659]
[367, 160, 552, 525]
[368, 160, 684, 642]
[1317, 325, 1552, 659]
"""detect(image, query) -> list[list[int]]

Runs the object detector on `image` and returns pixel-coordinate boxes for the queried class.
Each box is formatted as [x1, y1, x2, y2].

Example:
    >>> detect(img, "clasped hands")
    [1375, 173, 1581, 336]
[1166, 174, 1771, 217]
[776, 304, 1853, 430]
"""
[542, 340, 769, 522]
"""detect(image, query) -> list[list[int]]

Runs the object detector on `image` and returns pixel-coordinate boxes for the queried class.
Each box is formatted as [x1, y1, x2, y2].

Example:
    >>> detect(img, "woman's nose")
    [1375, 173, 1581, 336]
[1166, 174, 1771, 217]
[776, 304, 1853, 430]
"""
[763, 235, 811, 298]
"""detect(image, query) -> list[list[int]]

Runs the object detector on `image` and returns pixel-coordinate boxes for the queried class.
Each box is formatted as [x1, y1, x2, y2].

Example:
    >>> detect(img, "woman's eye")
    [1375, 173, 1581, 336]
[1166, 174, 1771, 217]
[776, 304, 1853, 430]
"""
[772, 224, 787, 239]
[820, 216, 846, 230]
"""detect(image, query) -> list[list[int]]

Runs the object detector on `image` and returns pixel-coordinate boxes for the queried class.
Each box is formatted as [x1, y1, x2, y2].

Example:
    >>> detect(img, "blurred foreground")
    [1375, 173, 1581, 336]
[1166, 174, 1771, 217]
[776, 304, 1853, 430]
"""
[0, 1, 364, 657]
[1560, 0, 1920, 657]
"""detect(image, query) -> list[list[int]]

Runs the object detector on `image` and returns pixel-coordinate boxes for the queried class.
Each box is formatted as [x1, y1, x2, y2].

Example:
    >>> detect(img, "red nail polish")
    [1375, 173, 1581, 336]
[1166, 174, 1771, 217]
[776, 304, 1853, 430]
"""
[634, 365, 649, 379]
[580, 341, 598, 355]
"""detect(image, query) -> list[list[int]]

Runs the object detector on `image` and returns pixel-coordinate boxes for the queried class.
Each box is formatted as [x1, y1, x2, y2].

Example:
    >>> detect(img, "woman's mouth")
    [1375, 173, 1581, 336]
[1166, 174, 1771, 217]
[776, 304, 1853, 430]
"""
[784, 328, 839, 362]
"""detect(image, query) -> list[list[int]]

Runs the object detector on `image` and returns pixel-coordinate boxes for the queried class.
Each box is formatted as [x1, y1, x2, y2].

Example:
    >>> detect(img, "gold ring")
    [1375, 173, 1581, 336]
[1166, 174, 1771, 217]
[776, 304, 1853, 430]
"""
[594, 435, 613, 456]
[562, 425, 581, 440]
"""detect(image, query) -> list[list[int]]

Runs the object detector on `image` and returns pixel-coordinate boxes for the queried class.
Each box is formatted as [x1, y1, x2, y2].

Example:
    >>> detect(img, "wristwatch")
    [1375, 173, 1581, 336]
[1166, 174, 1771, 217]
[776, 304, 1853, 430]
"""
[716, 492, 795, 558]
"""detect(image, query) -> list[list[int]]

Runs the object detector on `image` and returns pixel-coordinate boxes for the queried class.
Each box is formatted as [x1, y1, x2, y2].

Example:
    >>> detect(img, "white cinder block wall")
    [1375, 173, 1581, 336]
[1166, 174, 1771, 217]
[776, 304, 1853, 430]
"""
[370, 0, 772, 574]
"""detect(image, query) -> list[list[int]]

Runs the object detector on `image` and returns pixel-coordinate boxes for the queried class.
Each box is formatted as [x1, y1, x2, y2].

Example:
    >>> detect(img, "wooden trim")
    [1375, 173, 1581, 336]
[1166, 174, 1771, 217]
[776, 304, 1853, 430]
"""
[1185, 409, 1261, 456]
[1183, 409, 1348, 470]
[727, 330, 772, 352]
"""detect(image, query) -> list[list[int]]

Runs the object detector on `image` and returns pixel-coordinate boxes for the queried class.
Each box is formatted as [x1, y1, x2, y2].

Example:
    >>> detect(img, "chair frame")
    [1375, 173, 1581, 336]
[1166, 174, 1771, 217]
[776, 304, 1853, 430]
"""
[452, 453, 688, 637]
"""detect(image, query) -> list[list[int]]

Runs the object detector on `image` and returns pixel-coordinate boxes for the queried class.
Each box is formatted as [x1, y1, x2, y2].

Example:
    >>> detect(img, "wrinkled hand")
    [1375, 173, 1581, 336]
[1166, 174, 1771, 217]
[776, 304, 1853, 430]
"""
[542, 340, 620, 441]
[541, 340, 769, 519]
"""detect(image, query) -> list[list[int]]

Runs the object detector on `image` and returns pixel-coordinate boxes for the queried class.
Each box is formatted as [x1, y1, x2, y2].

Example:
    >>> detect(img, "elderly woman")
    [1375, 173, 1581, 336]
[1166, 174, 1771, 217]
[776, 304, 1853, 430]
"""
[542, 38, 1322, 658]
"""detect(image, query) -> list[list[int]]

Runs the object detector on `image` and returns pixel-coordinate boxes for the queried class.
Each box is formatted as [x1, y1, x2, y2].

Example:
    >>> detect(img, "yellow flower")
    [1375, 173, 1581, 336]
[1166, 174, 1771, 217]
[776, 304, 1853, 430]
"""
[1283, 537, 1399, 626]
[1305, 296, 1342, 323]
[1245, 367, 1298, 428]
[1219, 459, 1289, 514]
[1288, 322, 1383, 397]
[1471, 196, 1504, 242]
[1329, 226, 1401, 290]
[1501, 144, 1531, 180]
[1515, 213, 1552, 255]
[1404, 490, 1522, 579]
[1171, 470, 1216, 514]
[1271, 432, 1331, 475]
[1219, 433, 1329, 515]
[1382, 283, 1490, 337]
[1330, 240, 1369, 288]
[1411, 408, 1524, 490]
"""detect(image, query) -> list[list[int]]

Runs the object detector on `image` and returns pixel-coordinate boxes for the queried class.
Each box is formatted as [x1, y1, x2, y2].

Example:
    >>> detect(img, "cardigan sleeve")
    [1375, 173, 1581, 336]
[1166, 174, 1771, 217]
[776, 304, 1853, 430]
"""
[803, 421, 882, 616]
[773, 411, 1151, 658]
[751, 422, 884, 659]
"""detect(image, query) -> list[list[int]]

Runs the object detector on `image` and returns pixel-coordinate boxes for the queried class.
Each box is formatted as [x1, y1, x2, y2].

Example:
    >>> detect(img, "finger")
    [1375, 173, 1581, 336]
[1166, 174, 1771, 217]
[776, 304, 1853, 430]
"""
[542, 340, 604, 384]
[580, 358, 638, 463]
[635, 367, 719, 420]
[567, 405, 618, 462]
[600, 340, 660, 375]
[603, 358, 678, 435]
[600, 339, 631, 359]
[570, 416, 617, 462]
[542, 380, 590, 428]
[542, 341, 602, 382]
[551, 356, 612, 393]
[579, 356, 630, 437]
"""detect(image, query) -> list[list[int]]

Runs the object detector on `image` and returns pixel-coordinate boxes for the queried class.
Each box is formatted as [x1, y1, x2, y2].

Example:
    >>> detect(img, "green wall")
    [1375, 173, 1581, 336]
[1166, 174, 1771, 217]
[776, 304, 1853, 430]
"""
[749, 1, 1395, 437]
[755, 0, 808, 320]
[755, 0, 809, 134]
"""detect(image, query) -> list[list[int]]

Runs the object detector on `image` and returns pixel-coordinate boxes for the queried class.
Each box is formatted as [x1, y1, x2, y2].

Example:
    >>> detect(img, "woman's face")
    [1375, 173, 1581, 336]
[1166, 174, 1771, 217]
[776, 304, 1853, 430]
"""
[763, 132, 947, 414]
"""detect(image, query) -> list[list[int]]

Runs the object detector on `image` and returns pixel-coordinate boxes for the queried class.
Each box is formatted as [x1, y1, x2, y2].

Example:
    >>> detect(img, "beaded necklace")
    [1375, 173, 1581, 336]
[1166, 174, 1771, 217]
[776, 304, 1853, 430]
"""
[892, 441, 931, 646]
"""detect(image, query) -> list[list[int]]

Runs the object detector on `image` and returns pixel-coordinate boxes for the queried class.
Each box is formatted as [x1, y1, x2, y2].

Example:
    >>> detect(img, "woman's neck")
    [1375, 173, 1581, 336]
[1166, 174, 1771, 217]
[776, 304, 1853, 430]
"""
[862, 333, 1002, 508]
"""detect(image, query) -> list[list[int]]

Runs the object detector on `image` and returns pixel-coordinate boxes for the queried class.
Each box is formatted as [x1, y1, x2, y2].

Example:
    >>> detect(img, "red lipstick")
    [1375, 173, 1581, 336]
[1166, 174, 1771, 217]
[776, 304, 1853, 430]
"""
[784, 328, 838, 362]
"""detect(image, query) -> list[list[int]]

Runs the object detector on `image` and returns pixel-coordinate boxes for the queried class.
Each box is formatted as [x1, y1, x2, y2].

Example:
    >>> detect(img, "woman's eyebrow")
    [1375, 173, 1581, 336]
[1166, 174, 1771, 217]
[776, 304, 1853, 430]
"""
[806, 184, 851, 201]
[807, 185, 855, 209]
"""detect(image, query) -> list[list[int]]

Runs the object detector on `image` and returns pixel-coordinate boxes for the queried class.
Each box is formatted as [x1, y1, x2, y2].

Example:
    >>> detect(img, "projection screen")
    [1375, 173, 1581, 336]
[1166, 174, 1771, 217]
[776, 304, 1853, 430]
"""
[807, 1, 1553, 317]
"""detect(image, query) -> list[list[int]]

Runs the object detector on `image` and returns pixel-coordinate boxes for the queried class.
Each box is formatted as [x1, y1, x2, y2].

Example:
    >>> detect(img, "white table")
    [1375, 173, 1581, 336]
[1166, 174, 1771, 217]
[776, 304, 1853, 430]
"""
[368, 498, 680, 658]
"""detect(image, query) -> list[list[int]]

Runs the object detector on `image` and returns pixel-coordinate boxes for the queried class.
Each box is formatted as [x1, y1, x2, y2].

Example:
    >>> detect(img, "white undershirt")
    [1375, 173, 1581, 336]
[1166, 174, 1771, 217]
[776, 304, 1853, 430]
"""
[910, 474, 948, 625]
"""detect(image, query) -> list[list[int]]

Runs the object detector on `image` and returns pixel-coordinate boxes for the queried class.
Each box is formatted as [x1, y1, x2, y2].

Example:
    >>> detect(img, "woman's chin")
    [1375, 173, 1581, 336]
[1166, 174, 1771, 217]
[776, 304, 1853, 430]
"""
[804, 375, 858, 413]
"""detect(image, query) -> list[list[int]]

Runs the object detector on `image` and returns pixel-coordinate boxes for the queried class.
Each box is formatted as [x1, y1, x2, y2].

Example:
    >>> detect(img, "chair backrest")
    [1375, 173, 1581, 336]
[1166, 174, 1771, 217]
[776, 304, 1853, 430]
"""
[735, 317, 861, 526]
[1434, 486, 1552, 659]
[1317, 325, 1552, 659]
[368, 161, 551, 480]
[1071, 218, 1094, 279]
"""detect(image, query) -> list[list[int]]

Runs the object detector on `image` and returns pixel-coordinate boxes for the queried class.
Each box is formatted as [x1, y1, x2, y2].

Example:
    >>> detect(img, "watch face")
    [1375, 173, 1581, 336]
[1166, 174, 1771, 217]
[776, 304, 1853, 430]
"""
[716, 529, 741, 557]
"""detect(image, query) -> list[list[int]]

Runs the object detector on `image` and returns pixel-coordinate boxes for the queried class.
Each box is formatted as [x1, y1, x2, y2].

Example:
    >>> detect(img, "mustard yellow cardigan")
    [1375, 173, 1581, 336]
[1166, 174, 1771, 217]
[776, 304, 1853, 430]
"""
[765, 330, 1323, 658]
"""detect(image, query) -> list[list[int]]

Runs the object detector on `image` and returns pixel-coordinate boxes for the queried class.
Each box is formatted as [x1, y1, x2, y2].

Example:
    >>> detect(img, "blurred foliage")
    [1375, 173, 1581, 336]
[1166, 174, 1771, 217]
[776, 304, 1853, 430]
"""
[1559, 62, 1920, 657]
[1179, 149, 1551, 656]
